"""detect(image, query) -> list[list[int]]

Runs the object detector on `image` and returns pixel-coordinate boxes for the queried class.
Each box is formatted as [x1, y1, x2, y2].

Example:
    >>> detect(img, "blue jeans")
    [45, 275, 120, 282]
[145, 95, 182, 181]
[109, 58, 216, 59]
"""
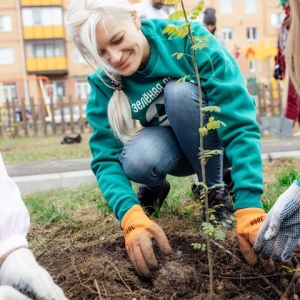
[119, 80, 224, 190]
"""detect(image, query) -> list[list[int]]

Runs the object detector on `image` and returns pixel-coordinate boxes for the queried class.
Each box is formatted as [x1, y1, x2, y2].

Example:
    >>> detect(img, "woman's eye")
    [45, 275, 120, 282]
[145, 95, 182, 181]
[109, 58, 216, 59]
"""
[114, 36, 124, 44]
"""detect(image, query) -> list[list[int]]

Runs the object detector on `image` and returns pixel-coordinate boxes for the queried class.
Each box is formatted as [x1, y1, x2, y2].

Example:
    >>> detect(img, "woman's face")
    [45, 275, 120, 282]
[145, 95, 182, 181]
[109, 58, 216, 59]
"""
[95, 12, 150, 76]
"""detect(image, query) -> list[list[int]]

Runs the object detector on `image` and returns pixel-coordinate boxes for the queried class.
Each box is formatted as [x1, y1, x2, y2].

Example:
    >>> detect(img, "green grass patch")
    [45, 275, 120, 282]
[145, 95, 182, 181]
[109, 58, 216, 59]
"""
[0, 133, 91, 163]
[23, 183, 111, 225]
[262, 166, 299, 212]
[20, 157, 300, 231]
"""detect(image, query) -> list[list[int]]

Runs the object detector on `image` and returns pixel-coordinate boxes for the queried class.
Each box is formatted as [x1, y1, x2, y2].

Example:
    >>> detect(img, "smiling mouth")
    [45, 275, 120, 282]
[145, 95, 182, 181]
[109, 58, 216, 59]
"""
[116, 53, 131, 69]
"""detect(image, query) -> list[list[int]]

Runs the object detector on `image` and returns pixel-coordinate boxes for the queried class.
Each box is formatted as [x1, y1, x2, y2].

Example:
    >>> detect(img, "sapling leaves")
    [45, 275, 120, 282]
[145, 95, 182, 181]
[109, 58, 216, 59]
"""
[189, 1, 205, 20]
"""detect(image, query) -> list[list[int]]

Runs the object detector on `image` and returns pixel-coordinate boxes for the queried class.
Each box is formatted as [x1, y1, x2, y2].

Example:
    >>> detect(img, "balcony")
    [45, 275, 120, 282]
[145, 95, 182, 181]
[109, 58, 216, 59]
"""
[26, 57, 67, 74]
[23, 25, 64, 39]
[21, 0, 62, 5]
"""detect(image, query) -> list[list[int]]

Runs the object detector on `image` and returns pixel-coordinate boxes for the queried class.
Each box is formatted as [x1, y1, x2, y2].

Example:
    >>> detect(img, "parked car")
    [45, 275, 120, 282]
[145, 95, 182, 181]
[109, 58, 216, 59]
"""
[45, 105, 86, 124]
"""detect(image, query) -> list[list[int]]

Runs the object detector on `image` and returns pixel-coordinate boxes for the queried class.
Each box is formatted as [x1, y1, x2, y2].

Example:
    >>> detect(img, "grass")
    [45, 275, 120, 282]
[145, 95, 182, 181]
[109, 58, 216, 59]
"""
[261, 164, 299, 211]
[0, 133, 91, 163]
[24, 183, 110, 225]
[3, 134, 299, 237]
[23, 158, 300, 233]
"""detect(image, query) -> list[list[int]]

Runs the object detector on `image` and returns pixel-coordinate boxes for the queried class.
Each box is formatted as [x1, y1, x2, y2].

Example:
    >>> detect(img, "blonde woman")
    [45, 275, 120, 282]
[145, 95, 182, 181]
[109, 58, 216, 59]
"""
[65, 0, 273, 278]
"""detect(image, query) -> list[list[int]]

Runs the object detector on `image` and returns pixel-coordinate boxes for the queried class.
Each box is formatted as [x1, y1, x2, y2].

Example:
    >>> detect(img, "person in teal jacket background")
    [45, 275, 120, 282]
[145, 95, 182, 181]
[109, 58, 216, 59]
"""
[65, 0, 274, 278]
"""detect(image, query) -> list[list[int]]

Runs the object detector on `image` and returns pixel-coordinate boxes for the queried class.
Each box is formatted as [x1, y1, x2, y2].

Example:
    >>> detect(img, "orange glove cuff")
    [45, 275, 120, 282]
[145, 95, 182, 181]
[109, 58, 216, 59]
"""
[121, 205, 153, 248]
[234, 208, 266, 235]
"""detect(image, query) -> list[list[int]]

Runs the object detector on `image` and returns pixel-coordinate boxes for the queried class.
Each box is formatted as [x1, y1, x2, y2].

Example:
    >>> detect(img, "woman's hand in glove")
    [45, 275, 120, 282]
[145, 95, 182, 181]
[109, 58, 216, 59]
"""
[235, 208, 275, 273]
[0, 248, 68, 300]
[122, 205, 173, 278]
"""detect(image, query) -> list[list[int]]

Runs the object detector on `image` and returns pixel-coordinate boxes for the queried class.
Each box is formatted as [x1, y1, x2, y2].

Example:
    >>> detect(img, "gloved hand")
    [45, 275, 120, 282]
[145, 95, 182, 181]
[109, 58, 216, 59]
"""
[0, 248, 68, 300]
[253, 177, 300, 262]
[0, 286, 31, 300]
[235, 208, 275, 273]
[121, 205, 173, 278]
[274, 64, 283, 80]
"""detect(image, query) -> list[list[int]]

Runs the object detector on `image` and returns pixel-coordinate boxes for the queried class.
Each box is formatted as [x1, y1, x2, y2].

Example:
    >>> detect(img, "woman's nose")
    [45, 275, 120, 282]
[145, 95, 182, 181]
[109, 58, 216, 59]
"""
[107, 49, 122, 64]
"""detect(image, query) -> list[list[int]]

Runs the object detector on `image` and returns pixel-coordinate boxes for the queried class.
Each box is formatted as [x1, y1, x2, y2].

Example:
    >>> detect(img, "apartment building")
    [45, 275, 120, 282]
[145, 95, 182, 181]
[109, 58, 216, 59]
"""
[0, 0, 91, 106]
[0, 0, 284, 104]
[195, 0, 284, 77]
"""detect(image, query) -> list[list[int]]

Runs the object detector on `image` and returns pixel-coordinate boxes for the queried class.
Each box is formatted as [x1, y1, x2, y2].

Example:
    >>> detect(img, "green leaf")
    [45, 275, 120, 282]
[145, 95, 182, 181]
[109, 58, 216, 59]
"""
[199, 127, 208, 136]
[169, 10, 185, 20]
[201, 106, 221, 113]
[214, 229, 226, 241]
[202, 149, 223, 158]
[202, 222, 215, 235]
[177, 53, 184, 59]
[189, 1, 205, 20]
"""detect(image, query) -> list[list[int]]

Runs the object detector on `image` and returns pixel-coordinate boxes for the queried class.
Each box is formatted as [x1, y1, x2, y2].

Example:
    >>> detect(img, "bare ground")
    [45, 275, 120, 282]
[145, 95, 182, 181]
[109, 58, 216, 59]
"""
[29, 157, 300, 300]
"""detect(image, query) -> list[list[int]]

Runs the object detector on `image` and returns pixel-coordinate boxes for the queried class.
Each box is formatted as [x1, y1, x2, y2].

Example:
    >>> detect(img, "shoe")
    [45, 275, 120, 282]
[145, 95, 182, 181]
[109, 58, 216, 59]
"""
[137, 180, 170, 216]
[191, 168, 236, 201]
[202, 188, 233, 229]
[223, 168, 236, 202]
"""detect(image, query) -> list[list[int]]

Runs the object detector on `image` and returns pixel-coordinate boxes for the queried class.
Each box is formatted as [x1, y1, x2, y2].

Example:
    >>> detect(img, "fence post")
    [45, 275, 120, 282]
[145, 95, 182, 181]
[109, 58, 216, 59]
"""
[39, 98, 47, 137]
[68, 95, 75, 133]
[20, 97, 29, 137]
[59, 97, 66, 135]
[78, 96, 84, 133]
[49, 96, 56, 135]
[29, 97, 38, 136]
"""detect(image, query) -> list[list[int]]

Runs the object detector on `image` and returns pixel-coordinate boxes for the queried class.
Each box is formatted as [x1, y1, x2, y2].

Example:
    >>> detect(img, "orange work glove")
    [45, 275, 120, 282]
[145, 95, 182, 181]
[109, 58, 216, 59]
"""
[121, 205, 173, 278]
[235, 208, 275, 273]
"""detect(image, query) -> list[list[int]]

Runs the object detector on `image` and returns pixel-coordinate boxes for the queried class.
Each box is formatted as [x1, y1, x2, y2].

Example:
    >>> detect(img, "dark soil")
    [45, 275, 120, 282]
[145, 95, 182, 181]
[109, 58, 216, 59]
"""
[29, 157, 300, 300]
[33, 225, 300, 300]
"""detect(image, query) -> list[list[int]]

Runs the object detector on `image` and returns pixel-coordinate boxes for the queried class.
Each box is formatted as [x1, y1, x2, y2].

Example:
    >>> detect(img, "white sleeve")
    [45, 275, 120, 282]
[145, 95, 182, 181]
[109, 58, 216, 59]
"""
[0, 153, 29, 258]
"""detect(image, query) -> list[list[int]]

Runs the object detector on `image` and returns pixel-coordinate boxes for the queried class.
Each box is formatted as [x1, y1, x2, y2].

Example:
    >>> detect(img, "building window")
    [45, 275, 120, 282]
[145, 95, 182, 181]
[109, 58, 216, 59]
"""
[26, 40, 65, 58]
[22, 7, 63, 26]
[56, 82, 66, 98]
[220, 0, 233, 13]
[76, 82, 91, 99]
[245, 0, 257, 13]
[73, 48, 86, 63]
[247, 27, 258, 41]
[32, 8, 42, 25]
[2, 84, 17, 102]
[249, 60, 261, 73]
[271, 13, 285, 28]
[0, 15, 12, 32]
[221, 27, 234, 41]
[0, 48, 14, 64]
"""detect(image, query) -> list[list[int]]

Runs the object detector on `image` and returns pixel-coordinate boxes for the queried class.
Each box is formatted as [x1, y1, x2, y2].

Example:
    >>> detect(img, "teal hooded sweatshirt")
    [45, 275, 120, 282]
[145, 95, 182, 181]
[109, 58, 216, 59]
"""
[87, 18, 263, 223]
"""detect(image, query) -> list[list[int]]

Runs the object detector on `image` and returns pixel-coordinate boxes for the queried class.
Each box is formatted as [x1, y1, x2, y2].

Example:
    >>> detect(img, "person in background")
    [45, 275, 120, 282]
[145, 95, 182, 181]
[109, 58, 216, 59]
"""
[132, 0, 169, 19]
[273, 0, 300, 136]
[0, 153, 67, 300]
[254, 0, 300, 263]
[203, 7, 225, 46]
[65, 0, 275, 279]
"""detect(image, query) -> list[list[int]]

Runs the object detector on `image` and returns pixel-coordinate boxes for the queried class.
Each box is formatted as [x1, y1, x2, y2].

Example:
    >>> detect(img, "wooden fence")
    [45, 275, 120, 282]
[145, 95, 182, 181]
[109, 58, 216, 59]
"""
[247, 77, 284, 135]
[0, 78, 284, 138]
[253, 78, 282, 117]
[0, 96, 91, 138]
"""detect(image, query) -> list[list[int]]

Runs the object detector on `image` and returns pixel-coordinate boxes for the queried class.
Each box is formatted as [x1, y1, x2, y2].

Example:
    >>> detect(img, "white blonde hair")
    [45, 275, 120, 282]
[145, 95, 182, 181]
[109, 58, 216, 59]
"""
[65, 0, 140, 143]
[286, 0, 300, 96]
